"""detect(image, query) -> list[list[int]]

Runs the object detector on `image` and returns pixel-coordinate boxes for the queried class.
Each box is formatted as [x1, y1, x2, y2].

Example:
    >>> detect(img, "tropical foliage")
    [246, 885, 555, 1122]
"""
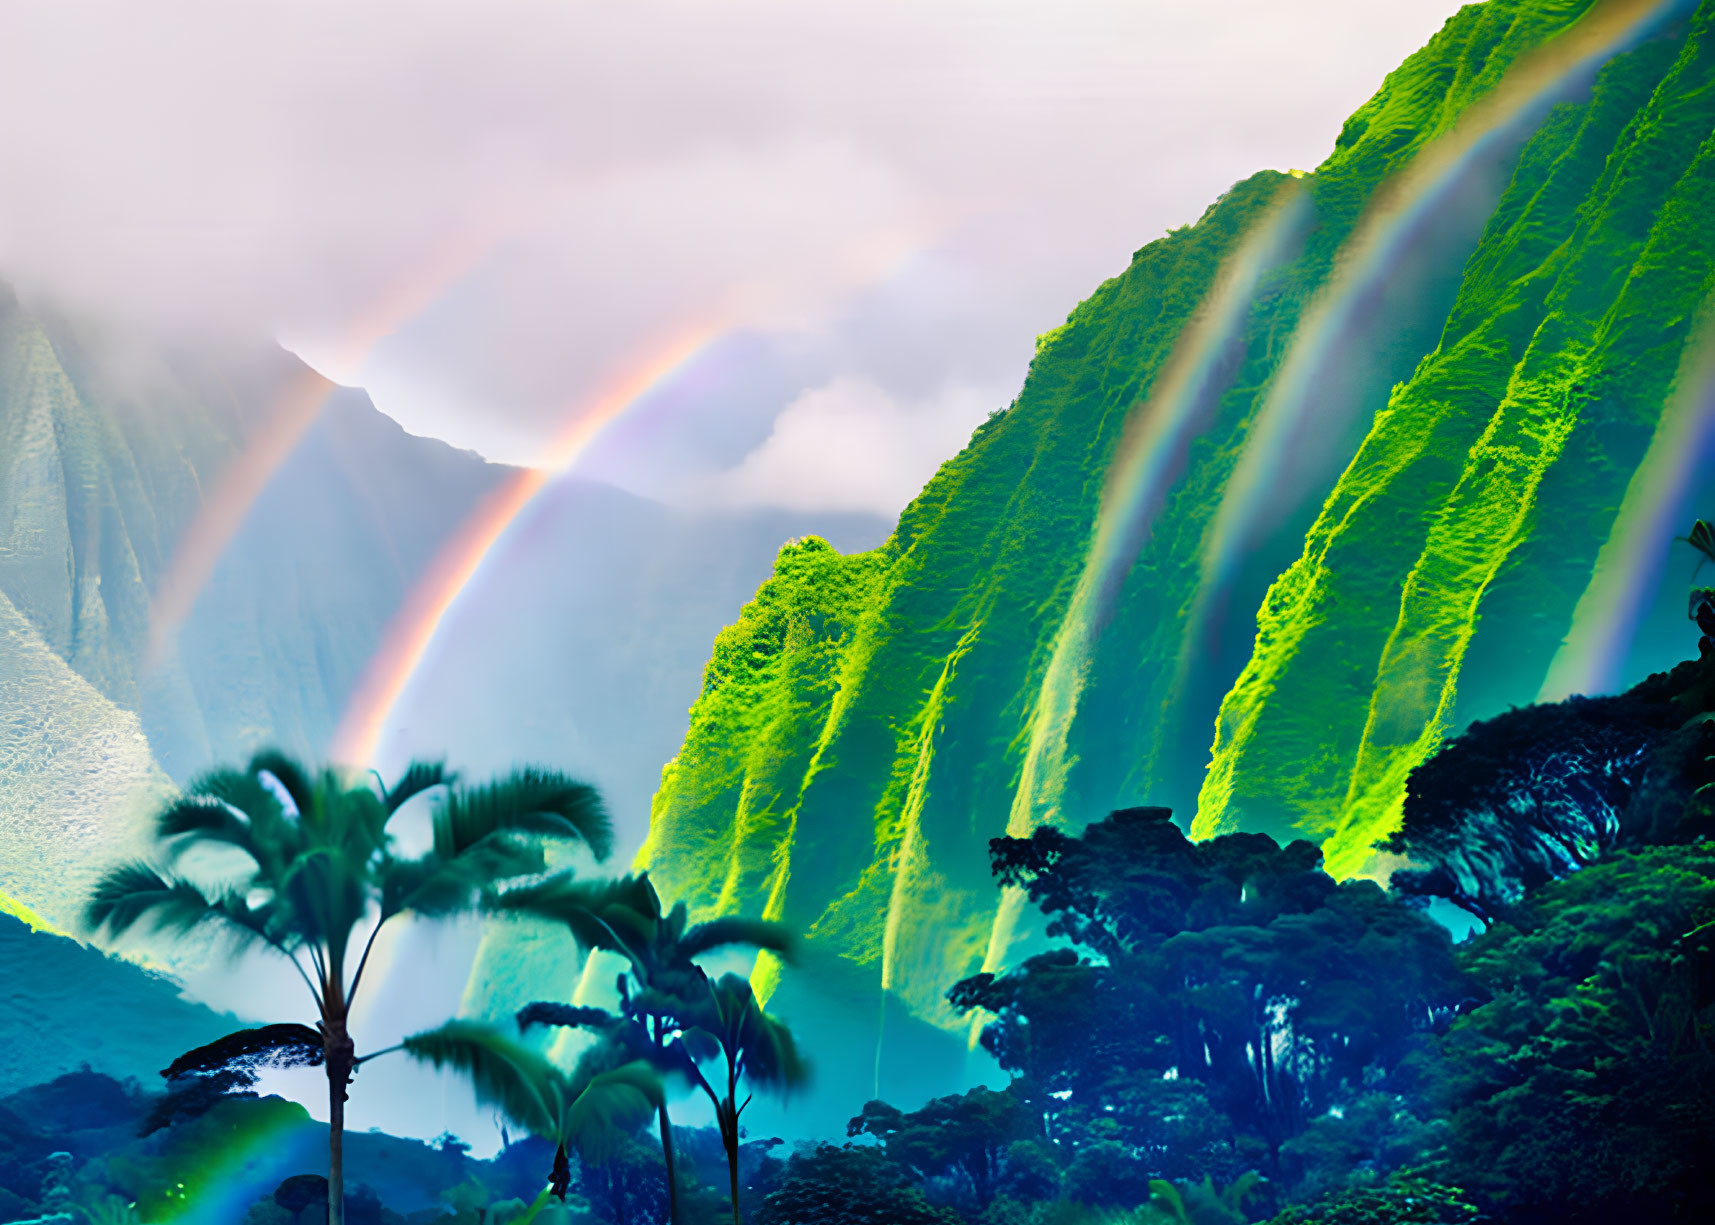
[500, 870, 798, 1223]
[947, 808, 1466, 1172]
[84, 750, 612, 1225]
[13, 647, 1712, 1225]
[401, 1020, 662, 1201]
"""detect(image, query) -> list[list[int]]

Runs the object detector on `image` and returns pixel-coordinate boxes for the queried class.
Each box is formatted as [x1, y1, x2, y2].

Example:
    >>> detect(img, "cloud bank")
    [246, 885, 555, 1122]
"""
[0, 0, 1464, 513]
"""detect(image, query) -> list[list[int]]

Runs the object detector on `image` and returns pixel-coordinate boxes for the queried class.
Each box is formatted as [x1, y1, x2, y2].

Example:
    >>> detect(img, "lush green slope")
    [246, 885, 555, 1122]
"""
[1204, 0, 1715, 872]
[640, 0, 1715, 1077]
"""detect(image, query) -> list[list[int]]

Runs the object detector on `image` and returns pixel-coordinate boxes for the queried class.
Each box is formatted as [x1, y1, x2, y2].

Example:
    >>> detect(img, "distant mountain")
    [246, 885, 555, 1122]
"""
[0, 292, 252, 927]
[637, 0, 1715, 1116]
[0, 290, 517, 927]
[140, 386, 514, 780]
[0, 912, 232, 1095]
[374, 475, 889, 850]
[0, 278, 889, 995]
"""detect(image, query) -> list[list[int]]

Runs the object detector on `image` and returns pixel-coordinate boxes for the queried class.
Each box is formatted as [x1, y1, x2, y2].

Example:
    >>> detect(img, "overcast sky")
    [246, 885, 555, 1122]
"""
[0, 0, 1465, 515]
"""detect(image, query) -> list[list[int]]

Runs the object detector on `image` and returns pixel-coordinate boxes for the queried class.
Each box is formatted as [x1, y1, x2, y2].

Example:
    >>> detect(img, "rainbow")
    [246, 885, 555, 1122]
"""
[330, 320, 730, 766]
[1538, 310, 1715, 701]
[330, 213, 945, 770]
[969, 184, 1311, 1005]
[145, 222, 516, 671]
[1186, 0, 1686, 632]
[1003, 181, 1311, 841]
[336, 222, 943, 1034]
[152, 1098, 318, 1224]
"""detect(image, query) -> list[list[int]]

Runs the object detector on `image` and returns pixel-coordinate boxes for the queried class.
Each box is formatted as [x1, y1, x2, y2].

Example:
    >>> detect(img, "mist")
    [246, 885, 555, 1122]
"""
[0, 0, 1465, 513]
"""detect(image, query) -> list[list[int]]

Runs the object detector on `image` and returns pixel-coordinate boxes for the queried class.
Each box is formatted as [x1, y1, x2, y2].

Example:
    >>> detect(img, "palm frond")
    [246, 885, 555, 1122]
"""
[173, 768, 300, 878]
[186, 767, 284, 822]
[85, 863, 222, 940]
[380, 854, 482, 921]
[384, 759, 456, 816]
[402, 1021, 561, 1138]
[1689, 518, 1715, 564]
[162, 1023, 324, 1079]
[433, 769, 612, 862]
[662, 901, 689, 945]
[501, 1188, 554, 1225]
[247, 749, 317, 819]
[156, 795, 253, 855]
[560, 1061, 663, 1164]
[680, 916, 796, 962]
[517, 1002, 620, 1032]
[166, 771, 284, 847]
[486, 874, 647, 953]
[600, 903, 660, 949]
[326, 784, 389, 860]
[209, 890, 295, 952]
[701, 973, 809, 1091]
[278, 846, 370, 954]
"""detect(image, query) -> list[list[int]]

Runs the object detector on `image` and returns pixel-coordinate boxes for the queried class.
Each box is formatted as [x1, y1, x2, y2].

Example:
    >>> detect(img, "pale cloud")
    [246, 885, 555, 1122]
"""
[707, 376, 995, 514]
[0, 0, 1467, 511]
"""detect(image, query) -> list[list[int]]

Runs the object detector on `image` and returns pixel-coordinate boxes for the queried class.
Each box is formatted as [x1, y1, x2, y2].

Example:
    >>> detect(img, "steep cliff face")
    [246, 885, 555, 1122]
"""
[641, 0, 1715, 1080]
[0, 294, 513, 924]
[0, 297, 250, 924]
[140, 389, 512, 778]
[1202, 0, 1715, 872]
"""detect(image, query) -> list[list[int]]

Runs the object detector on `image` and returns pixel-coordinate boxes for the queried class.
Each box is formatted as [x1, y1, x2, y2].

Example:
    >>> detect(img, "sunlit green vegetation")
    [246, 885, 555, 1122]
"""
[15, 586, 1715, 1222]
[636, 0, 1715, 1075]
[7, 2, 1715, 1222]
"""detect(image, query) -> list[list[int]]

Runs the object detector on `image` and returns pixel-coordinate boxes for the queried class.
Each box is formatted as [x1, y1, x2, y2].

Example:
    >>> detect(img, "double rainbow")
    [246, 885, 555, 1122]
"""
[330, 319, 730, 765]
[1006, 180, 1312, 840]
[1186, 0, 1687, 643]
[146, 221, 517, 670]
[969, 183, 1311, 1006]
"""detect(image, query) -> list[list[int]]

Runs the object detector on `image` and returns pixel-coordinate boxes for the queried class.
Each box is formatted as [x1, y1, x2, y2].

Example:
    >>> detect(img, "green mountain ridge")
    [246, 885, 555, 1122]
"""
[637, 0, 1715, 1104]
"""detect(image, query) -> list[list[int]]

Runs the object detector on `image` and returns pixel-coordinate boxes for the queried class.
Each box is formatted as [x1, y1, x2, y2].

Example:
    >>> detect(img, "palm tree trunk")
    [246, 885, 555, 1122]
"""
[325, 1013, 355, 1225]
[727, 1136, 742, 1225]
[658, 1101, 680, 1224]
[328, 1063, 346, 1225]
[721, 1083, 741, 1225]
[551, 1143, 571, 1200]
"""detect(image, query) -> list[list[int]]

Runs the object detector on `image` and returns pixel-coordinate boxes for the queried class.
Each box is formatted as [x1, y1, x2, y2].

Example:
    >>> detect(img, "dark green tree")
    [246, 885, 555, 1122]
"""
[754, 1145, 961, 1225]
[950, 808, 1467, 1175]
[1383, 694, 1676, 921]
[1416, 843, 1715, 1222]
[500, 871, 794, 1224]
[846, 1086, 1035, 1210]
[1062, 1139, 1155, 1209]
[85, 750, 611, 1225]
[1265, 1176, 1478, 1225]
[577, 1131, 672, 1225]
[1277, 1093, 1445, 1204]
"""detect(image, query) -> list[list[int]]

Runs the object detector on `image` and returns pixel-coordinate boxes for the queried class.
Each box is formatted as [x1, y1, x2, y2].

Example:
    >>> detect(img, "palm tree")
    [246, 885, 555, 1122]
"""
[680, 973, 807, 1225]
[85, 749, 611, 1225]
[497, 871, 793, 1224]
[402, 1019, 662, 1213]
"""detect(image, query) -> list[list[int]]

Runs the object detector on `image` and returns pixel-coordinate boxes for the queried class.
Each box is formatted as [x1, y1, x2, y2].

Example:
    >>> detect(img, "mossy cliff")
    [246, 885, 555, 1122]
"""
[640, 0, 1715, 1067]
